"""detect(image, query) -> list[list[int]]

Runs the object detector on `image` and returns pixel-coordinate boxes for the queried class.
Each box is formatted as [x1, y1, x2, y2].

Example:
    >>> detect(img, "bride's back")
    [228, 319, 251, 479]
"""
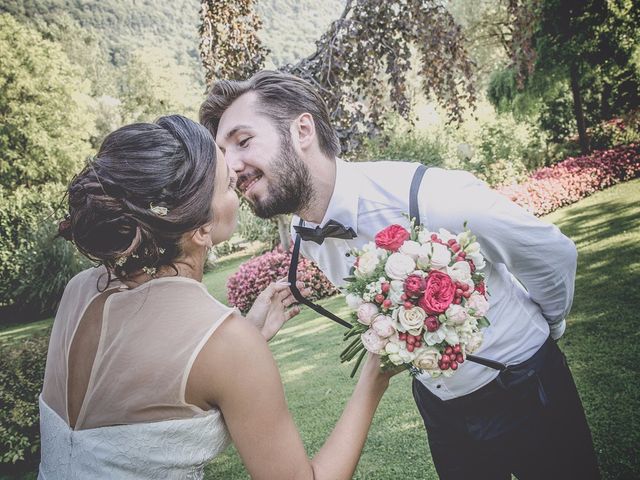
[38, 266, 233, 479]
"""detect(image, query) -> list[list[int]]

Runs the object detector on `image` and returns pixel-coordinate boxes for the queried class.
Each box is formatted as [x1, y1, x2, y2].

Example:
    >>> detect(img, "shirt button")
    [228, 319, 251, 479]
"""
[345, 252, 351, 257]
[436, 385, 442, 389]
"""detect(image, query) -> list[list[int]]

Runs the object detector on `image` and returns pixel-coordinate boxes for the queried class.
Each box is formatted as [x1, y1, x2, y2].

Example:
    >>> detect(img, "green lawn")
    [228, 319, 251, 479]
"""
[2, 180, 638, 479]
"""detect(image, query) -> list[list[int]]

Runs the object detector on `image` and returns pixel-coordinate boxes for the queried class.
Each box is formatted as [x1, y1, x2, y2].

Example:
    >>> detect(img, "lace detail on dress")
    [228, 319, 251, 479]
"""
[38, 397, 230, 480]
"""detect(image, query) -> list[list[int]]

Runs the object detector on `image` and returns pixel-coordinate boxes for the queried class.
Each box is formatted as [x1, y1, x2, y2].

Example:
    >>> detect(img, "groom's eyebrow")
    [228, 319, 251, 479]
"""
[224, 125, 253, 141]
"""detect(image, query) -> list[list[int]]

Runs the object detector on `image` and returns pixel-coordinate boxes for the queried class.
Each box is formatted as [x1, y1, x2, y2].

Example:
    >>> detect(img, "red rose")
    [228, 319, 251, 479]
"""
[375, 224, 410, 252]
[404, 274, 426, 297]
[419, 270, 456, 314]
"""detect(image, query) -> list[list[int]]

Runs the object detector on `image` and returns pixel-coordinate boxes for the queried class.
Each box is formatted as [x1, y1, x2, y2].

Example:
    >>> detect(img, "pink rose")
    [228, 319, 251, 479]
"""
[404, 274, 426, 298]
[467, 293, 489, 317]
[356, 303, 379, 326]
[419, 270, 456, 314]
[372, 314, 396, 338]
[375, 225, 410, 252]
[361, 329, 388, 354]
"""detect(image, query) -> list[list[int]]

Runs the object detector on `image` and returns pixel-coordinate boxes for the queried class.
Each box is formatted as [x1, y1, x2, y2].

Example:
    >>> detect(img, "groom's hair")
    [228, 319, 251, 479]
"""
[200, 70, 340, 158]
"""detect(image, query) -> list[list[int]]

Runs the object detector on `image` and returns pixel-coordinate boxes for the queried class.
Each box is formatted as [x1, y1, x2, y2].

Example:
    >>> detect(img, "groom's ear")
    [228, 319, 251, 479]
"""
[293, 113, 316, 151]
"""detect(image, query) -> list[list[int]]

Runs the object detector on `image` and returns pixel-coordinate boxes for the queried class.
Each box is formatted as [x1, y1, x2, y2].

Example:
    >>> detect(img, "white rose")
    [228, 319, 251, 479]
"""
[398, 347, 416, 363]
[447, 261, 472, 284]
[356, 303, 379, 326]
[465, 331, 484, 354]
[414, 347, 441, 371]
[362, 242, 387, 257]
[384, 334, 415, 364]
[468, 251, 486, 270]
[445, 304, 470, 325]
[397, 306, 426, 335]
[443, 325, 460, 345]
[361, 329, 388, 354]
[385, 341, 400, 354]
[415, 243, 433, 270]
[430, 243, 452, 271]
[424, 327, 446, 346]
[372, 314, 396, 338]
[345, 293, 364, 310]
[467, 292, 489, 317]
[399, 240, 422, 259]
[355, 251, 380, 278]
[417, 229, 434, 244]
[384, 252, 416, 280]
[465, 241, 480, 254]
[388, 280, 405, 305]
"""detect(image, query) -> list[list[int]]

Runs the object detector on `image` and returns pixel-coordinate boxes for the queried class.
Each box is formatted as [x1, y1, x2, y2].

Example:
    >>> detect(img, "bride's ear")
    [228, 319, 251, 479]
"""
[191, 223, 214, 250]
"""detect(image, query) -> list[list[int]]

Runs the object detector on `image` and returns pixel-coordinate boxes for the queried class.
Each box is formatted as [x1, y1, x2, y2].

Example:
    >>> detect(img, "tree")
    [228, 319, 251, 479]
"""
[199, 0, 268, 84]
[200, 0, 475, 152]
[0, 14, 94, 190]
[492, 0, 640, 154]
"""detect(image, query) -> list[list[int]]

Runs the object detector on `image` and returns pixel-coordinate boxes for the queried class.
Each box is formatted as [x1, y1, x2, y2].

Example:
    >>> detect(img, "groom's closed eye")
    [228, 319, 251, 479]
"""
[238, 136, 252, 148]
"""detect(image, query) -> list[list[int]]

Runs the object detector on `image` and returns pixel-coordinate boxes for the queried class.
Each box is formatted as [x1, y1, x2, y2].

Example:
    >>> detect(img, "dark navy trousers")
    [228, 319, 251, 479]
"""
[412, 337, 600, 479]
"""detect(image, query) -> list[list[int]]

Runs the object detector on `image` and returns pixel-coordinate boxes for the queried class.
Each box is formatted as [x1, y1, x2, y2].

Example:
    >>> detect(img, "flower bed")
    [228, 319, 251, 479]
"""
[227, 247, 338, 313]
[497, 144, 640, 216]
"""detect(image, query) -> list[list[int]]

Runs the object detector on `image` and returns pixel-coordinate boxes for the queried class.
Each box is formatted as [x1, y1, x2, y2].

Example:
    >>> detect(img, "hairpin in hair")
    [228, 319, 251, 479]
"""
[150, 203, 168, 216]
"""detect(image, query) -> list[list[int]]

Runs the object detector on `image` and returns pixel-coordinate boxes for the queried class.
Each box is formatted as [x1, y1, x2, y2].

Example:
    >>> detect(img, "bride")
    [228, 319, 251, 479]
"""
[39, 115, 395, 479]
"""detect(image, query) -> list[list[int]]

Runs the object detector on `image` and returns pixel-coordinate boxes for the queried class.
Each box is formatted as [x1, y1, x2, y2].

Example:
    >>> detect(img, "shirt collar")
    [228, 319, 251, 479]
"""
[298, 158, 360, 234]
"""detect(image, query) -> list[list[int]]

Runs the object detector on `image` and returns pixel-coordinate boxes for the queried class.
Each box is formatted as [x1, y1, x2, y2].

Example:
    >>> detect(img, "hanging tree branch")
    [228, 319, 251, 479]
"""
[200, 0, 476, 152]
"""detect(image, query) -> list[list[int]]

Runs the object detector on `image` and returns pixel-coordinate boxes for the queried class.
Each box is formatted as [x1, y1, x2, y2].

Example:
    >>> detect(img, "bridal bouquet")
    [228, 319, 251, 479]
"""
[341, 222, 490, 377]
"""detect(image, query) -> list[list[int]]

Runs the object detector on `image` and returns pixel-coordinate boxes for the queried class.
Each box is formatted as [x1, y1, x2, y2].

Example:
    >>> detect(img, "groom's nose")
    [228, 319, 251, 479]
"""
[224, 151, 244, 174]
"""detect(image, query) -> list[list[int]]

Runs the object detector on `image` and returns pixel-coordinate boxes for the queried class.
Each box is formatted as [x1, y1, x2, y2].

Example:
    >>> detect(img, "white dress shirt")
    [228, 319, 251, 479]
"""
[292, 159, 577, 400]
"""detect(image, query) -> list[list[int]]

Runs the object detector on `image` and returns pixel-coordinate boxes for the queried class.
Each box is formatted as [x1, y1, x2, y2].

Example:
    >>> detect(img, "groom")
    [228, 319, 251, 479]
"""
[200, 70, 600, 479]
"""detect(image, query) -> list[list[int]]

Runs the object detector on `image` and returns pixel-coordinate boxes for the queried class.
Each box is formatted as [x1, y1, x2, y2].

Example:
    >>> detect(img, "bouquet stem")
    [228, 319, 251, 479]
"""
[350, 348, 367, 378]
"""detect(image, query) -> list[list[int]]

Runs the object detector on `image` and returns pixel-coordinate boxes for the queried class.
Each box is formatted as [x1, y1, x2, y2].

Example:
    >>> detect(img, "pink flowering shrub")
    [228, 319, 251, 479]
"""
[227, 246, 339, 313]
[497, 144, 640, 216]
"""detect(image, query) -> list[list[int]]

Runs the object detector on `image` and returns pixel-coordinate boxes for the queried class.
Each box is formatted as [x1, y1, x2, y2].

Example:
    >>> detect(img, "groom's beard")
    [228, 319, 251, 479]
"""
[251, 135, 313, 219]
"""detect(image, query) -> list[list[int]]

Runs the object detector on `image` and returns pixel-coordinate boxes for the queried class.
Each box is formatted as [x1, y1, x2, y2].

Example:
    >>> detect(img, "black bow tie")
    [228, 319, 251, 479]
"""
[293, 219, 357, 245]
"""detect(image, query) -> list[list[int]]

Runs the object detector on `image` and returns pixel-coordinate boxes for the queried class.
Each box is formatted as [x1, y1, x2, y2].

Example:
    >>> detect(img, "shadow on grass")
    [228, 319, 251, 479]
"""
[553, 198, 640, 479]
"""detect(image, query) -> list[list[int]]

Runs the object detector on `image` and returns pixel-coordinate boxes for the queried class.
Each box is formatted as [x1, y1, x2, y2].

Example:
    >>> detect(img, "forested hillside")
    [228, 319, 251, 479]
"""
[0, 0, 347, 75]
[257, 0, 346, 67]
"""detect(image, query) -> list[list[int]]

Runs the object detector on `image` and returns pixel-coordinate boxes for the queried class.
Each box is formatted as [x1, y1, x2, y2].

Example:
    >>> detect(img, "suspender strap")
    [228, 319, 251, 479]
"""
[409, 164, 428, 225]
[408, 164, 506, 372]
[288, 220, 353, 329]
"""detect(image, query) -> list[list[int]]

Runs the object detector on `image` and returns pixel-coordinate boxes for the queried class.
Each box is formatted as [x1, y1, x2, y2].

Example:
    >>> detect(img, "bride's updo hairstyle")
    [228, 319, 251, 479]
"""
[59, 115, 217, 280]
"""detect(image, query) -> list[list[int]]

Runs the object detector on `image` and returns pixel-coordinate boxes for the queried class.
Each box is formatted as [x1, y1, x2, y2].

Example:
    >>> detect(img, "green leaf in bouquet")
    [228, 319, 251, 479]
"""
[477, 317, 490, 329]
[343, 276, 357, 283]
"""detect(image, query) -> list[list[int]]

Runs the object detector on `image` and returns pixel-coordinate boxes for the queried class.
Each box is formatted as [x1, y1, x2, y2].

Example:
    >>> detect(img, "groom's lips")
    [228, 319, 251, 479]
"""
[237, 173, 263, 195]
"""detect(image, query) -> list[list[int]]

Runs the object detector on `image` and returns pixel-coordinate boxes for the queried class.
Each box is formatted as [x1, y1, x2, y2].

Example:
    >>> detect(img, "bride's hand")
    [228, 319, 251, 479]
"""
[245, 280, 309, 341]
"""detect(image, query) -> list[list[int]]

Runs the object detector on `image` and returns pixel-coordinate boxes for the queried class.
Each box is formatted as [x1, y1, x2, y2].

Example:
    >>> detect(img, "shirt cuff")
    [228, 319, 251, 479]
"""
[549, 319, 566, 340]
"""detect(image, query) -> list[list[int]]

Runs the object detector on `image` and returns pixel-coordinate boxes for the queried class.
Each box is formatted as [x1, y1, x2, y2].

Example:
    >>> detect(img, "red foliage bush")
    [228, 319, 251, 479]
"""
[227, 246, 339, 313]
[497, 144, 640, 216]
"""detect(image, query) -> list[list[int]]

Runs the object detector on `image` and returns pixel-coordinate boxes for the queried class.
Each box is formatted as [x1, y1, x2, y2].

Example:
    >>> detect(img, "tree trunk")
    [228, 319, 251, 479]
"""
[600, 81, 612, 120]
[569, 61, 590, 154]
[276, 215, 291, 251]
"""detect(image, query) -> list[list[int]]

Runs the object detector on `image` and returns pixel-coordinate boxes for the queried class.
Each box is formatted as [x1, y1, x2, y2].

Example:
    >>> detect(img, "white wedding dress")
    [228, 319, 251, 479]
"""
[39, 267, 234, 479]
